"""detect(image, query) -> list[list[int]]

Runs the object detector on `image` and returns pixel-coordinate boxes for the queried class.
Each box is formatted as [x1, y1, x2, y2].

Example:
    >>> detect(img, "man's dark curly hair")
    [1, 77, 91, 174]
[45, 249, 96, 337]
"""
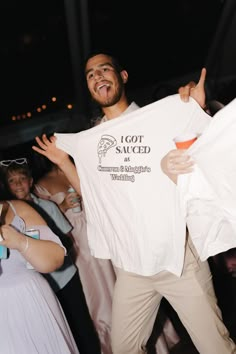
[84, 50, 125, 73]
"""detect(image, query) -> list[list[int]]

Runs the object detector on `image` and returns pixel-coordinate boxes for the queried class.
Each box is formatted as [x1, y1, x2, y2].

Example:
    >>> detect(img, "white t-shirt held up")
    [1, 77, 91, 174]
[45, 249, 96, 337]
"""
[55, 95, 211, 276]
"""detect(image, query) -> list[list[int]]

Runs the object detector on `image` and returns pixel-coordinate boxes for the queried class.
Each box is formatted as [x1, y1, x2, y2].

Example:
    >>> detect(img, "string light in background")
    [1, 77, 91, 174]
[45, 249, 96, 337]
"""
[10, 96, 73, 123]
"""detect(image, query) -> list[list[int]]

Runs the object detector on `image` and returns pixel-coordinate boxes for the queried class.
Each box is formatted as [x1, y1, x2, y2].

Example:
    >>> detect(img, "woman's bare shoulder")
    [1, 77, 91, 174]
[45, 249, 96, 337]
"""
[9, 200, 47, 225]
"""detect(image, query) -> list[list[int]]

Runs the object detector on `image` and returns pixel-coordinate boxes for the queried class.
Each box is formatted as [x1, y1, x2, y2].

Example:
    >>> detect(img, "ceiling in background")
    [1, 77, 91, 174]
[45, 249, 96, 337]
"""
[0, 0, 225, 128]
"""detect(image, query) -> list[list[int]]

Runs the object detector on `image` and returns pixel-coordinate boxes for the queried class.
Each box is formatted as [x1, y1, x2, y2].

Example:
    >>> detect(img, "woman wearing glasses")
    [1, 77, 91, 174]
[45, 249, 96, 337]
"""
[0, 198, 79, 353]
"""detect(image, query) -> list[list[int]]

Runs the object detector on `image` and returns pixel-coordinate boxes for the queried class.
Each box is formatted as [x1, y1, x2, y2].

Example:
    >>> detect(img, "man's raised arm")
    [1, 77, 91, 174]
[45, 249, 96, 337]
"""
[32, 134, 81, 195]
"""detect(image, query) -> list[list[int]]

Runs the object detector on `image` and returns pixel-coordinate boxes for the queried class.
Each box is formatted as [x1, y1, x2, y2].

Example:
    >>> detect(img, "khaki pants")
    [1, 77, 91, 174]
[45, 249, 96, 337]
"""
[111, 238, 236, 354]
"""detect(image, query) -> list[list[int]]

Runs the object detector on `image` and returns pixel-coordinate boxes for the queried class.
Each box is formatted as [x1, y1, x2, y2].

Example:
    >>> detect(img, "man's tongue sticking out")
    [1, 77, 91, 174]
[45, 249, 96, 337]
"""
[99, 84, 110, 98]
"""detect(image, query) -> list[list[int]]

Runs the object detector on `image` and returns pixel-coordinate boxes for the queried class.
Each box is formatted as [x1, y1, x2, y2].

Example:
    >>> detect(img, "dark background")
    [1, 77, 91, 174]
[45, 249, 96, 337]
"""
[0, 1, 222, 122]
[0, 0, 236, 153]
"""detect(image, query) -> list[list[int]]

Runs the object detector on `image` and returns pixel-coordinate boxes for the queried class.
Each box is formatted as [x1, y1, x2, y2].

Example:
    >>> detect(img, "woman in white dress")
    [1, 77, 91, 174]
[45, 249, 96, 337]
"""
[0, 199, 79, 354]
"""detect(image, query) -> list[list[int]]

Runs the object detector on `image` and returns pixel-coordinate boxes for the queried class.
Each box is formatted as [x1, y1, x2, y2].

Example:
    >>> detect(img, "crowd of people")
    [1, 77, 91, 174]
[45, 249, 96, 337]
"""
[0, 51, 235, 354]
[2, 158, 101, 354]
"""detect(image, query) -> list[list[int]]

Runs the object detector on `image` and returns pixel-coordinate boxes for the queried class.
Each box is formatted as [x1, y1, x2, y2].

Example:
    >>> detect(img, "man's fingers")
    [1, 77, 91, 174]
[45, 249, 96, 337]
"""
[197, 67, 207, 88]
[32, 145, 47, 156]
[32, 136, 50, 155]
[169, 162, 194, 174]
[34, 137, 45, 149]
[168, 152, 194, 174]
[42, 133, 51, 144]
[188, 81, 197, 90]
[35, 135, 50, 149]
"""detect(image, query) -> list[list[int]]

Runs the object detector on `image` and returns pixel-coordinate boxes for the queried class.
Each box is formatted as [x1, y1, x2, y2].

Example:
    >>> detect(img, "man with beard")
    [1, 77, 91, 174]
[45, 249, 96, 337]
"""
[33, 52, 236, 354]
